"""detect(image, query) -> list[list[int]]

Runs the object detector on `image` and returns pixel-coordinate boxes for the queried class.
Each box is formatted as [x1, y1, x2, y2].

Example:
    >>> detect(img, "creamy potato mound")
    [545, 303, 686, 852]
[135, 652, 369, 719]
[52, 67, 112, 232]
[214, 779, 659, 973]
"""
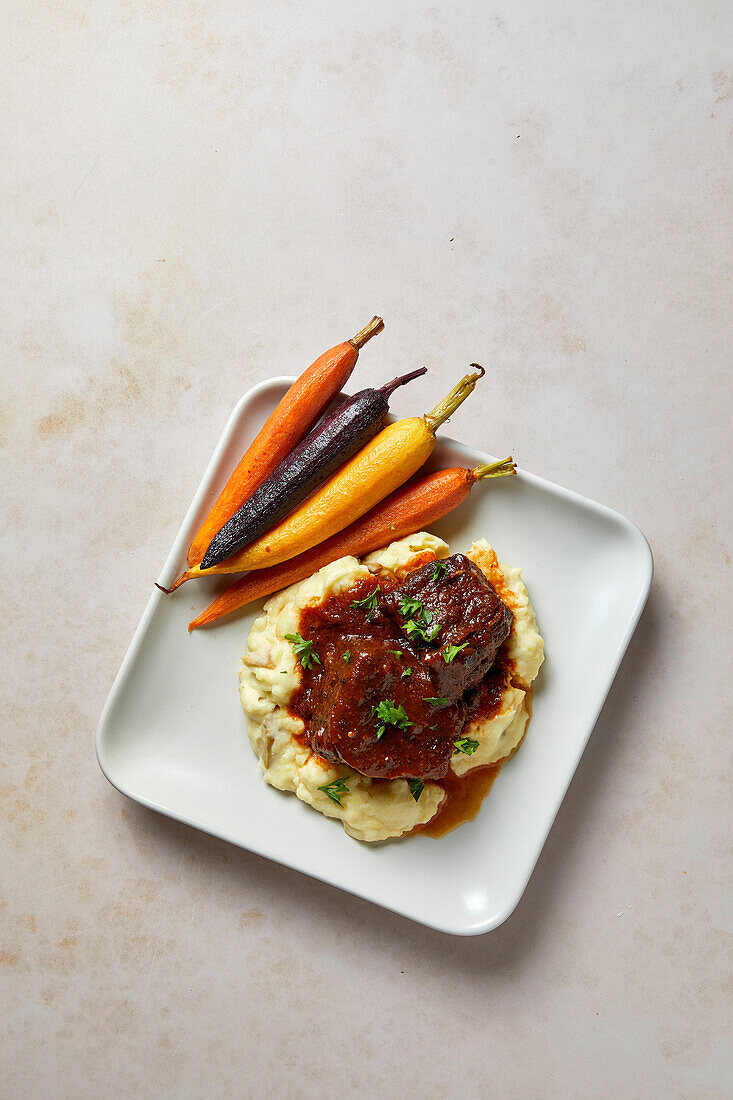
[238, 533, 544, 842]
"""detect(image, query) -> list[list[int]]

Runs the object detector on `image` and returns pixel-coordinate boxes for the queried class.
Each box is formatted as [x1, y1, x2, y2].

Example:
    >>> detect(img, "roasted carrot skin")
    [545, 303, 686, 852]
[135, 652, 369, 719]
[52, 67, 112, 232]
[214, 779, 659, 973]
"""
[186, 316, 384, 566]
[182, 366, 484, 582]
[188, 457, 515, 629]
[199, 367, 427, 571]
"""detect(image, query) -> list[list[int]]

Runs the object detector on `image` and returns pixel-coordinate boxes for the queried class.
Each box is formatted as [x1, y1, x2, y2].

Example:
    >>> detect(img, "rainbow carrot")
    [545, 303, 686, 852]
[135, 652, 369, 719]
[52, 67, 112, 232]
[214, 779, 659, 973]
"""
[185, 316, 383, 567]
[188, 457, 515, 629]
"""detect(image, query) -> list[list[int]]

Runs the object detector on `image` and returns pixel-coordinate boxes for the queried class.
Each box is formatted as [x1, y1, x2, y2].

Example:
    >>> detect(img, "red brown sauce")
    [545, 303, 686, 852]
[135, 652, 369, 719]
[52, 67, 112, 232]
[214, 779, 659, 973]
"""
[288, 573, 395, 747]
[415, 689, 533, 837]
[417, 765, 500, 837]
[288, 560, 522, 835]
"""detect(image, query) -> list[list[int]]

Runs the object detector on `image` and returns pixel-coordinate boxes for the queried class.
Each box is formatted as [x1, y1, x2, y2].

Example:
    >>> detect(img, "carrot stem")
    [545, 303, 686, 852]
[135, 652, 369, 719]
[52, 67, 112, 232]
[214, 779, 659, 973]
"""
[471, 456, 516, 480]
[349, 315, 384, 349]
[424, 364, 485, 432]
[379, 366, 427, 398]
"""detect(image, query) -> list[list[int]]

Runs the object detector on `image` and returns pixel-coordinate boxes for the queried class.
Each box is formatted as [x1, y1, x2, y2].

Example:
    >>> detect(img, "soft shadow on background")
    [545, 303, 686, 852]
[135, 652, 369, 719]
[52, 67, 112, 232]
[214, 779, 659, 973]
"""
[124, 581, 661, 975]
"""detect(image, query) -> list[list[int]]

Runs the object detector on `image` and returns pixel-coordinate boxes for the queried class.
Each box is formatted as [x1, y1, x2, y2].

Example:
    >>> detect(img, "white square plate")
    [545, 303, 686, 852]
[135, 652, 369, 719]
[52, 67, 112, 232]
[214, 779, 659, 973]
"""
[97, 377, 652, 935]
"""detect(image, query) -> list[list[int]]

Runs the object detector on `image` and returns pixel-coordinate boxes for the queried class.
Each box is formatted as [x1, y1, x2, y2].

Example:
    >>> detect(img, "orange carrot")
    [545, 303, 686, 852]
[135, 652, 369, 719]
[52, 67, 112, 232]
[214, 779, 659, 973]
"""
[187, 457, 515, 630]
[185, 316, 384, 567]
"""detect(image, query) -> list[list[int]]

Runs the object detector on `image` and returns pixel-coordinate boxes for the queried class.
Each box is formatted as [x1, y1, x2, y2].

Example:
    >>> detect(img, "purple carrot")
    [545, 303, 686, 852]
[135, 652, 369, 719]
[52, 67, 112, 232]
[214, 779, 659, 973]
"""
[200, 367, 428, 569]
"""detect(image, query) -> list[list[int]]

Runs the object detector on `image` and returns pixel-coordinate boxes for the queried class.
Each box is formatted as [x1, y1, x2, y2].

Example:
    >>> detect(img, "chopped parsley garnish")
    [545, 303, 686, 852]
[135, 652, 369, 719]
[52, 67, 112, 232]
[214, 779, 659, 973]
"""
[284, 632, 320, 669]
[443, 642, 468, 664]
[408, 778, 424, 802]
[387, 649, 403, 659]
[403, 617, 442, 643]
[371, 699, 413, 740]
[401, 667, 412, 678]
[397, 593, 442, 643]
[343, 649, 351, 663]
[398, 593, 424, 618]
[317, 777, 349, 806]
[423, 696, 450, 707]
[453, 738, 480, 756]
[351, 587, 380, 618]
[430, 560, 450, 581]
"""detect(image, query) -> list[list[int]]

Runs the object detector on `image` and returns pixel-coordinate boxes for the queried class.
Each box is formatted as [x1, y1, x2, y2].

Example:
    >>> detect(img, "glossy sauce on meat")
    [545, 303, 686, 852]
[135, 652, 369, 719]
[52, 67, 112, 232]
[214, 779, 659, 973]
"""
[289, 573, 464, 779]
[289, 555, 515, 833]
[380, 553, 513, 699]
[290, 573, 402, 742]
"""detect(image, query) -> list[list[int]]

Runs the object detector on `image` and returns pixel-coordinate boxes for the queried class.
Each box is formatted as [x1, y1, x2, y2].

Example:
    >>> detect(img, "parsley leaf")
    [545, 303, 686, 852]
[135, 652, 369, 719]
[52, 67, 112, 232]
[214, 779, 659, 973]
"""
[398, 593, 424, 618]
[423, 696, 450, 707]
[284, 632, 321, 669]
[408, 778, 424, 802]
[398, 592, 442, 643]
[343, 649, 351, 663]
[430, 560, 450, 581]
[453, 738, 480, 756]
[317, 777, 349, 806]
[351, 587, 380, 618]
[387, 649, 403, 659]
[403, 618, 442, 643]
[371, 699, 413, 740]
[401, 667, 412, 678]
[443, 642, 469, 664]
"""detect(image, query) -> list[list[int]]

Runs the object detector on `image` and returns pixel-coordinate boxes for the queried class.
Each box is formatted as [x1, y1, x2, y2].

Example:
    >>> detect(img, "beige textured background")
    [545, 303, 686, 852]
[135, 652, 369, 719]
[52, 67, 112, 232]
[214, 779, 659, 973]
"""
[2, 2, 731, 1097]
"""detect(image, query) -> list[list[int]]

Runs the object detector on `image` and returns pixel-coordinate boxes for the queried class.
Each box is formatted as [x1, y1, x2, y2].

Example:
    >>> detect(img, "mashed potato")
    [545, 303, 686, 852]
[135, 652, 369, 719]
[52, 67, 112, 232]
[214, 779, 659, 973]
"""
[239, 533, 543, 842]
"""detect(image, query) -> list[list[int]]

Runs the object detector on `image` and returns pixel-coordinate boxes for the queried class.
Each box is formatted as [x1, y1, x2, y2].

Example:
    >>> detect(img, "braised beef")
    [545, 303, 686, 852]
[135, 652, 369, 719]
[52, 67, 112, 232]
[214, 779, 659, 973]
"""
[309, 634, 461, 780]
[380, 554, 513, 698]
[288, 558, 512, 781]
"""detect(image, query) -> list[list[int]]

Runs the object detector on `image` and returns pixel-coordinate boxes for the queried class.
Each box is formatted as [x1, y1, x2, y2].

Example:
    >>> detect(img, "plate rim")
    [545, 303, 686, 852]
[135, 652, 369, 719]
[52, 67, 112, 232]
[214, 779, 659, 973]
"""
[96, 375, 653, 936]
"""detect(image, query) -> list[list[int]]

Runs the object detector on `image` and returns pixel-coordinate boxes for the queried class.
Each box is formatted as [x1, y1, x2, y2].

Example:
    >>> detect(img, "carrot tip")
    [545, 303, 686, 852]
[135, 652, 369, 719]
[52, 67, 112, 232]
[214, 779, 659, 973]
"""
[161, 570, 192, 593]
[188, 614, 212, 631]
